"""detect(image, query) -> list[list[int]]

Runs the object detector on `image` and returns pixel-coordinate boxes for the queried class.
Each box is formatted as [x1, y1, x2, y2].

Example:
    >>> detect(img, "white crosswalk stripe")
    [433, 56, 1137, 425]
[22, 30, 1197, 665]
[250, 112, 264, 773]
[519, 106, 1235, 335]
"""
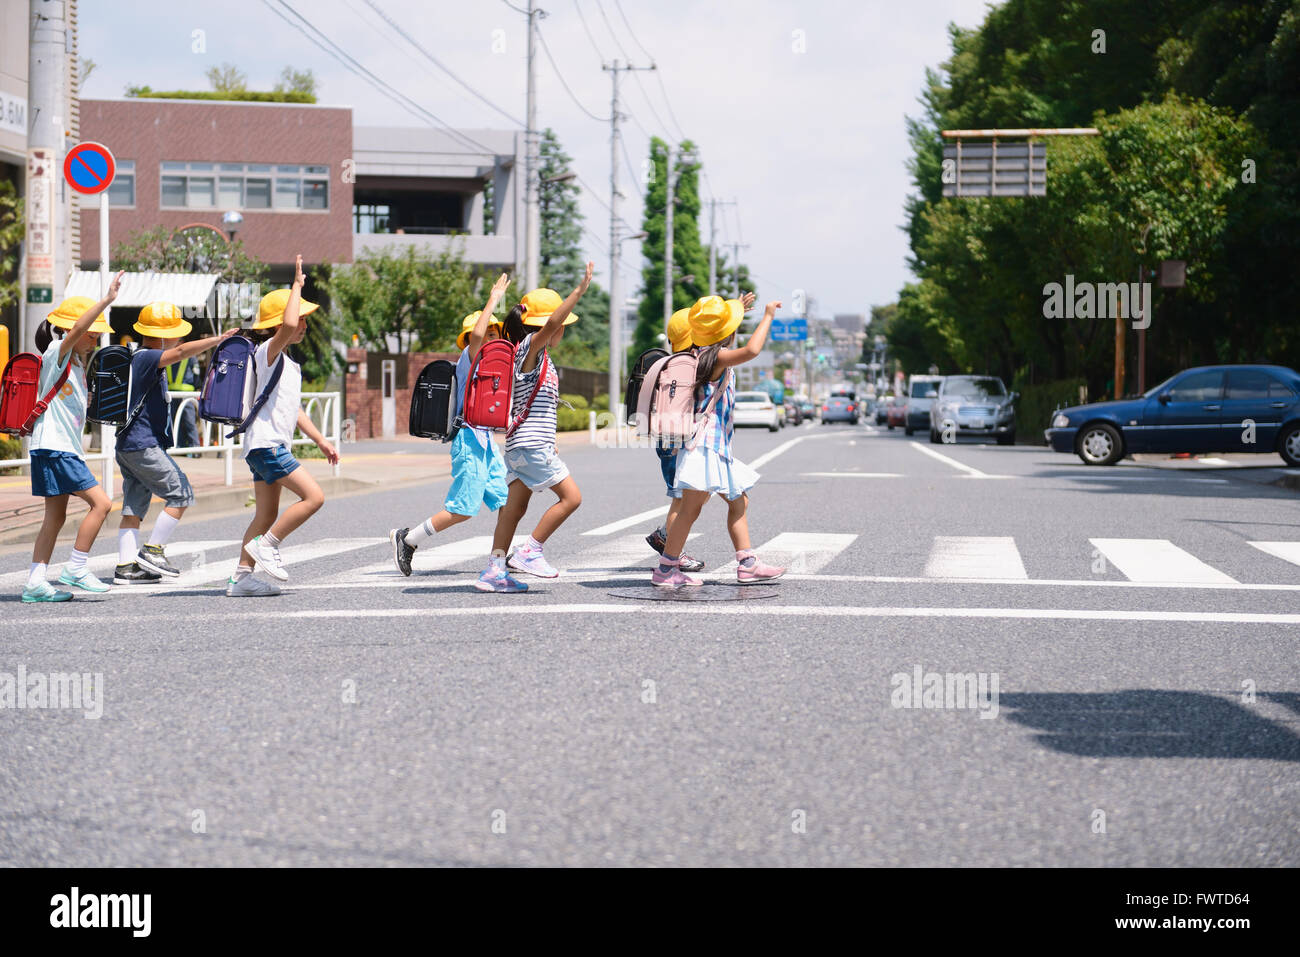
[1248, 541, 1300, 569]
[924, 536, 1028, 580]
[711, 532, 859, 575]
[1090, 538, 1238, 585]
[0, 539, 236, 590]
[562, 532, 700, 573]
[331, 534, 530, 583]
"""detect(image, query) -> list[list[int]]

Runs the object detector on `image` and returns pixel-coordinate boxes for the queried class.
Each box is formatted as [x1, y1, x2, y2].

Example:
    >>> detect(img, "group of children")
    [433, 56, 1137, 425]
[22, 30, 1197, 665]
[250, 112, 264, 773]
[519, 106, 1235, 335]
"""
[388, 266, 786, 590]
[18, 256, 782, 600]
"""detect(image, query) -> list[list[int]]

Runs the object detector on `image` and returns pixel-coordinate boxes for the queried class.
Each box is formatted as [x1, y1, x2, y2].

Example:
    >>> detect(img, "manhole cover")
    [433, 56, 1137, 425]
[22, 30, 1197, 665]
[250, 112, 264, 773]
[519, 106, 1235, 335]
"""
[606, 585, 781, 602]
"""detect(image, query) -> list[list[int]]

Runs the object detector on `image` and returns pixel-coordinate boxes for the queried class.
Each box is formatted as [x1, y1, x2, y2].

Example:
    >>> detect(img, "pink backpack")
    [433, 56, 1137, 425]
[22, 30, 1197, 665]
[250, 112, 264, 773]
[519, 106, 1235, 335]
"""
[635, 351, 729, 449]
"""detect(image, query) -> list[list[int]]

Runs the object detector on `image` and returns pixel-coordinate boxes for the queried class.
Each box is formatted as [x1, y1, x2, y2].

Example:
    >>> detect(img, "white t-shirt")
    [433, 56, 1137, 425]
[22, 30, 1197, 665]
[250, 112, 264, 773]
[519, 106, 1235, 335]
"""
[29, 339, 87, 457]
[241, 340, 302, 457]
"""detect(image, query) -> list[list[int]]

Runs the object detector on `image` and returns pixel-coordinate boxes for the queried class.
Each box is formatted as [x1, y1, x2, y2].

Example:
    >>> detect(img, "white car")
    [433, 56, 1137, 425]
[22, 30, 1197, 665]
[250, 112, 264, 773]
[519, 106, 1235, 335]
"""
[733, 391, 783, 431]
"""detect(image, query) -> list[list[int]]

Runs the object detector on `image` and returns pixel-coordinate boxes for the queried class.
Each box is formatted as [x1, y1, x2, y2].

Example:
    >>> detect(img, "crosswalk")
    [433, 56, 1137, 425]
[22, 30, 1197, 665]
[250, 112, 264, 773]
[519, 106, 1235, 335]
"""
[8, 528, 1300, 596]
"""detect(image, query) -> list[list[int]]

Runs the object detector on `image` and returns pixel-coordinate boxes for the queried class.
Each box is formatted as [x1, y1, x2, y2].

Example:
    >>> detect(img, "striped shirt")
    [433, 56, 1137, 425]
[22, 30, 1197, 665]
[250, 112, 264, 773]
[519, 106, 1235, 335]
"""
[506, 332, 559, 452]
[693, 370, 735, 460]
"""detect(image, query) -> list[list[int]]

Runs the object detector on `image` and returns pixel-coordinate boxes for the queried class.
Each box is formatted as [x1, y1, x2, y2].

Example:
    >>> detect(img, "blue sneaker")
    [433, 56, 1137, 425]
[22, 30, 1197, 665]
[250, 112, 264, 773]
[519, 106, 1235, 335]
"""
[58, 568, 111, 593]
[475, 565, 529, 593]
[22, 580, 73, 603]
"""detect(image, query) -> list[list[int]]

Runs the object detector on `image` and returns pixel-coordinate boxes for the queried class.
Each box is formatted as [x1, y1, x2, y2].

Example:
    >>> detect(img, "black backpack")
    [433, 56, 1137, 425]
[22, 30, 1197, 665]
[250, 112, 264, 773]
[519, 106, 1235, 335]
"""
[410, 358, 459, 441]
[88, 345, 165, 430]
[625, 347, 668, 418]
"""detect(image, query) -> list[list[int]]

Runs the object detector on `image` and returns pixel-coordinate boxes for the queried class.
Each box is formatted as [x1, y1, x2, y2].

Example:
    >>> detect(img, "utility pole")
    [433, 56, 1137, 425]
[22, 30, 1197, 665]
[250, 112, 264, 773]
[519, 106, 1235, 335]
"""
[663, 142, 673, 325]
[602, 58, 654, 416]
[706, 198, 735, 294]
[523, 0, 541, 292]
[730, 242, 750, 298]
[24, 0, 69, 352]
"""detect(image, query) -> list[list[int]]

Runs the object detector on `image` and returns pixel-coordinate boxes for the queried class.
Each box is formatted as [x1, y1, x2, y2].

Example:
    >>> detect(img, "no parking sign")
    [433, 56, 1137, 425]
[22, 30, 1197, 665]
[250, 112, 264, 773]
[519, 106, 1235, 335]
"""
[63, 141, 116, 195]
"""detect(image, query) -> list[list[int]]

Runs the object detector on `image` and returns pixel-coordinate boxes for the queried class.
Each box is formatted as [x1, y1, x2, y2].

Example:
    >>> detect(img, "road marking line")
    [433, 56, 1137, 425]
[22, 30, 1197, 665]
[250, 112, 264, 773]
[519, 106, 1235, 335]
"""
[924, 536, 1028, 580]
[800, 472, 902, 478]
[0, 539, 239, 589]
[908, 442, 1009, 478]
[120, 537, 388, 592]
[1090, 538, 1238, 585]
[711, 532, 859, 575]
[563, 532, 699, 572]
[11, 605, 1300, 626]
[1248, 541, 1300, 568]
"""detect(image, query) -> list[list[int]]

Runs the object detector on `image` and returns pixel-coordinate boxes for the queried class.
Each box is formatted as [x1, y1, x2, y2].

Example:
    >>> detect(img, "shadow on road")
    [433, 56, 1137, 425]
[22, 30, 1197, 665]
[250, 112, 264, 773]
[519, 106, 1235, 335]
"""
[1000, 689, 1300, 760]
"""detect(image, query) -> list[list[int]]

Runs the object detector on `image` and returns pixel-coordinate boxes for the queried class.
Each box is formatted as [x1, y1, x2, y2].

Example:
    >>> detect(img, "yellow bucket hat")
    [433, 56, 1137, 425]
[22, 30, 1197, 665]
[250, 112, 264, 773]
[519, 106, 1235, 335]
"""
[666, 307, 692, 352]
[687, 296, 744, 347]
[251, 287, 319, 330]
[457, 311, 503, 350]
[46, 296, 112, 334]
[134, 300, 193, 339]
[520, 288, 578, 327]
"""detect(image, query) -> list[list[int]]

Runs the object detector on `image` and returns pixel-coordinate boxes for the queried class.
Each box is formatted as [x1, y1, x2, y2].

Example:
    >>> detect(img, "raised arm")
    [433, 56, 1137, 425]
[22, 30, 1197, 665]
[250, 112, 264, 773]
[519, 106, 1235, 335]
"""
[468, 272, 510, 362]
[58, 271, 123, 362]
[266, 254, 305, 366]
[528, 261, 593, 356]
[157, 328, 239, 368]
[716, 300, 781, 371]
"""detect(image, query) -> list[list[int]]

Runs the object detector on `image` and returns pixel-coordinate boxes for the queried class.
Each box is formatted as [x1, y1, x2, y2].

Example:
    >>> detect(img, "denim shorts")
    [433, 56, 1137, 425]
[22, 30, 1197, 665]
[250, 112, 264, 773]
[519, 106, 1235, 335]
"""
[656, 444, 680, 498]
[445, 431, 509, 516]
[30, 450, 97, 498]
[503, 445, 570, 492]
[117, 445, 195, 518]
[246, 443, 300, 484]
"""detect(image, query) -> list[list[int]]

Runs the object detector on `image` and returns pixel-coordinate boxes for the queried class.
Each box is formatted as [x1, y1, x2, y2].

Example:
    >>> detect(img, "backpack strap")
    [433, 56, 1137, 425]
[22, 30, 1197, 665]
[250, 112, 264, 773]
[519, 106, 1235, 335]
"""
[119, 367, 165, 434]
[685, 368, 731, 452]
[19, 355, 73, 436]
[225, 354, 284, 439]
[505, 349, 549, 438]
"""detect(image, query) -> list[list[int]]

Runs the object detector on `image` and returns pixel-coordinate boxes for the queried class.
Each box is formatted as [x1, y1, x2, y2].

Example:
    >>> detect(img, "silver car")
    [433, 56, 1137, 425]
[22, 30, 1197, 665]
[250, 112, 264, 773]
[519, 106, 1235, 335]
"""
[928, 375, 1018, 445]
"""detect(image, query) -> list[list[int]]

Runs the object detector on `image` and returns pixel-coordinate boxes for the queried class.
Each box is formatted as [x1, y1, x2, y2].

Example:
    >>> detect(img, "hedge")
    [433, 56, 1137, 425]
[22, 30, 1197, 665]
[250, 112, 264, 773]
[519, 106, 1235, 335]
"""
[1013, 378, 1089, 444]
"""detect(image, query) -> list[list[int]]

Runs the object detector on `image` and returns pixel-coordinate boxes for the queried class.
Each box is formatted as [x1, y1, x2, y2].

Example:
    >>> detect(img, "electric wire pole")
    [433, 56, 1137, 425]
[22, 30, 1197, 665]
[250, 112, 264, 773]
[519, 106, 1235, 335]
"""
[663, 142, 673, 325]
[523, 0, 541, 292]
[706, 197, 736, 294]
[730, 242, 750, 298]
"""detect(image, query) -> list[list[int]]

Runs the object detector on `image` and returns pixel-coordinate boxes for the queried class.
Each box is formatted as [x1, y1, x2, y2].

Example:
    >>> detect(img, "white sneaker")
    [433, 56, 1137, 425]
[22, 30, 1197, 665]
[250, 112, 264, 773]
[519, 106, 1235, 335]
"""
[247, 535, 288, 581]
[506, 546, 559, 579]
[226, 574, 282, 597]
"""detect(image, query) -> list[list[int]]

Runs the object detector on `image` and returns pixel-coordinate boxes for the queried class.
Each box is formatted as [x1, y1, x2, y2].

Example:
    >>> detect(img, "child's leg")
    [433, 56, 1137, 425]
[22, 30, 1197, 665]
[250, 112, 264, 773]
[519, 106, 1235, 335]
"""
[32, 495, 70, 565]
[664, 490, 708, 558]
[267, 468, 325, 541]
[725, 493, 751, 552]
[530, 476, 581, 544]
[70, 484, 111, 553]
[240, 481, 282, 568]
[491, 480, 532, 556]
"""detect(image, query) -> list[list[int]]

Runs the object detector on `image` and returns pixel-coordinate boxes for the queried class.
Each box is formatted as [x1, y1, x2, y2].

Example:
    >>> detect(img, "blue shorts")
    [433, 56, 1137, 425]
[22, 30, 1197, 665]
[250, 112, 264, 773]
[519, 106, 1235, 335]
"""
[30, 450, 98, 498]
[656, 444, 681, 499]
[504, 445, 570, 492]
[445, 431, 509, 516]
[246, 444, 301, 484]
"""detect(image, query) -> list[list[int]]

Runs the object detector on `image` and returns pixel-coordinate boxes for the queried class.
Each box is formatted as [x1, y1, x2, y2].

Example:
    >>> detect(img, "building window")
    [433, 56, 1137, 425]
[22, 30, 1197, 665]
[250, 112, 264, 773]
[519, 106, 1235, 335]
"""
[159, 162, 329, 210]
[106, 160, 135, 206]
[353, 204, 391, 234]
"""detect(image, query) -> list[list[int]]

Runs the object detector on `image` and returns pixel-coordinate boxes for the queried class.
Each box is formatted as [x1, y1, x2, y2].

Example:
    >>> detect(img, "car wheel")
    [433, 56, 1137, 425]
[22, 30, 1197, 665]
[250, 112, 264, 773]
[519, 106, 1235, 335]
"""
[904, 426, 914, 436]
[1279, 423, 1300, 467]
[769, 421, 779, 432]
[929, 428, 940, 444]
[996, 431, 1015, 446]
[1076, 423, 1123, 466]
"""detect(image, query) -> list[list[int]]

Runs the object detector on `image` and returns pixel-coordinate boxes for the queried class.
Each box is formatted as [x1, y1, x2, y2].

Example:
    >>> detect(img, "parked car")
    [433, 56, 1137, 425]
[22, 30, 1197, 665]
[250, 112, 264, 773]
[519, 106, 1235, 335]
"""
[886, 396, 908, 430]
[904, 375, 944, 435]
[821, 394, 860, 424]
[1045, 364, 1300, 466]
[799, 399, 816, 423]
[929, 375, 1018, 445]
[784, 398, 803, 425]
[734, 391, 783, 431]
[875, 397, 894, 426]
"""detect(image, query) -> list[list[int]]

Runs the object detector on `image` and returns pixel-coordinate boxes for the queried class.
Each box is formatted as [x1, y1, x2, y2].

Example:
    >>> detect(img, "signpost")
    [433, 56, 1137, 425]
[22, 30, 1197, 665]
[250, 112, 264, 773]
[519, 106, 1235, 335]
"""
[770, 318, 808, 341]
[64, 142, 118, 497]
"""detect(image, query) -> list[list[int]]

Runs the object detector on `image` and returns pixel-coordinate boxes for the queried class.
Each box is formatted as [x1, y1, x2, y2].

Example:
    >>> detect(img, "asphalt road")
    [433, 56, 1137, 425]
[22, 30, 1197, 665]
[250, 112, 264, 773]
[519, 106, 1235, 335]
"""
[2, 423, 1298, 866]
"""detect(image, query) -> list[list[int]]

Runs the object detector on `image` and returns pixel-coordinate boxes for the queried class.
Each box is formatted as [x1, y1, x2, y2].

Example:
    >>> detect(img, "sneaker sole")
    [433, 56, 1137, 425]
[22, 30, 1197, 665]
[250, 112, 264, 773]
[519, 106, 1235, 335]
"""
[474, 580, 527, 593]
[58, 578, 110, 593]
[736, 573, 785, 585]
[506, 563, 559, 579]
[135, 554, 179, 577]
[22, 593, 73, 603]
[113, 577, 161, 585]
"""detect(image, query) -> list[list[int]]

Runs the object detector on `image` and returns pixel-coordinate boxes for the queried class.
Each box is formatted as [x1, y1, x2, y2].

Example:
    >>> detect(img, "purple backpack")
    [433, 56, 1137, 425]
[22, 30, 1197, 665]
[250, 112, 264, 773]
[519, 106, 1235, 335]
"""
[199, 335, 282, 437]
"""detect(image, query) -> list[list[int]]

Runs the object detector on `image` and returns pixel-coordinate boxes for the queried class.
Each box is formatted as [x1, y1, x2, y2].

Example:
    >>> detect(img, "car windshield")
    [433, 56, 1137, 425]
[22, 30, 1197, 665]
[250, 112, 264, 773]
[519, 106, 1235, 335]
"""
[736, 394, 767, 403]
[943, 376, 1006, 398]
[910, 381, 939, 398]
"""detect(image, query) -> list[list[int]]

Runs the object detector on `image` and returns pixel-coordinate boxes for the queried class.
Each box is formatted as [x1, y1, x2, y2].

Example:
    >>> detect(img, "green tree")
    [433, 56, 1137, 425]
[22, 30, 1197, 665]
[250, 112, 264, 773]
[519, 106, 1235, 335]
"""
[111, 225, 267, 283]
[538, 128, 584, 291]
[273, 67, 317, 98]
[205, 63, 247, 93]
[0, 179, 22, 310]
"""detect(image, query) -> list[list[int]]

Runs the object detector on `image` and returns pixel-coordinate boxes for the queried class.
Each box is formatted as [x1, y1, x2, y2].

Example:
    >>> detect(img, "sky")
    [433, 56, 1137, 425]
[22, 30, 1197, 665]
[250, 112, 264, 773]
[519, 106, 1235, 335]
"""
[79, 0, 995, 317]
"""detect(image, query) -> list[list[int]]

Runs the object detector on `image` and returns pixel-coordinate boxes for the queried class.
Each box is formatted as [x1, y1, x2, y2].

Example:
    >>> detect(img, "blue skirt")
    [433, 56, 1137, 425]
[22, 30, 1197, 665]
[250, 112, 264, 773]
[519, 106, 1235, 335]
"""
[30, 450, 97, 498]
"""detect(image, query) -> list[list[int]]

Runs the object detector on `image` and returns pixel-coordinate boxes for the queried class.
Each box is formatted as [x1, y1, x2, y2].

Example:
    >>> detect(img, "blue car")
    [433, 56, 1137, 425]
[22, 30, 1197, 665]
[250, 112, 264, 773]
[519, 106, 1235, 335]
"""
[1045, 364, 1300, 467]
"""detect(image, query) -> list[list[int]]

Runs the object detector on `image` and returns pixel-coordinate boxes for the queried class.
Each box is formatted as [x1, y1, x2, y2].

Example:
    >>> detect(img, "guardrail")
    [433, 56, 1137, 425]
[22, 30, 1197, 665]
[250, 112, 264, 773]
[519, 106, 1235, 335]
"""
[0, 392, 341, 495]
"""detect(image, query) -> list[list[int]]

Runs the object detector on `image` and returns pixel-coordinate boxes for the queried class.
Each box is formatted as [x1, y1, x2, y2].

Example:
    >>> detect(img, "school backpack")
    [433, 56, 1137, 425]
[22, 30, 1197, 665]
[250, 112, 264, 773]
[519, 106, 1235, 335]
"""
[198, 334, 283, 438]
[625, 347, 668, 423]
[461, 338, 516, 432]
[635, 351, 730, 449]
[86, 345, 166, 431]
[0, 352, 71, 437]
[410, 358, 459, 441]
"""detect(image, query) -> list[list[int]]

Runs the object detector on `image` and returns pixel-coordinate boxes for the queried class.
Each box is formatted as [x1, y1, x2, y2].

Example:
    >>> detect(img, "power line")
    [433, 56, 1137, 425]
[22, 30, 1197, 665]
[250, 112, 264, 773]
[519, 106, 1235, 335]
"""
[593, 0, 632, 60]
[536, 23, 610, 122]
[612, 0, 687, 141]
[572, 0, 607, 65]
[362, 0, 523, 127]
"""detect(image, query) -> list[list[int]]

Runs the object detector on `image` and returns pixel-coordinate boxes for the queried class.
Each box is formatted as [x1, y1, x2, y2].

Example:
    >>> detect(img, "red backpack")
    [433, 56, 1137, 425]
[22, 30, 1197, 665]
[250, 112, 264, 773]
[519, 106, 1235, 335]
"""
[0, 352, 72, 437]
[460, 339, 551, 436]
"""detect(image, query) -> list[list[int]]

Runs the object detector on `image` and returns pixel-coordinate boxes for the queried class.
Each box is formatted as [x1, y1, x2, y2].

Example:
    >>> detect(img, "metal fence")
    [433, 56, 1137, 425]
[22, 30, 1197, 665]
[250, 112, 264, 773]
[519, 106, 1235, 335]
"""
[0, 392, 341, 496]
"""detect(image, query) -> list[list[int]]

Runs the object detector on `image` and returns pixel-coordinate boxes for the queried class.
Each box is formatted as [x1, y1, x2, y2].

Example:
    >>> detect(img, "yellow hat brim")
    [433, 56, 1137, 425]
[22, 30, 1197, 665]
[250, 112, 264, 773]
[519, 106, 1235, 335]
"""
[47, 314, 112, 334]
[458, 321, 502, 349]
[522, 311, 579, 327]
[690, 300, 744, 347]
[133, 319, 194, 339]
[250, 298, 319, 329]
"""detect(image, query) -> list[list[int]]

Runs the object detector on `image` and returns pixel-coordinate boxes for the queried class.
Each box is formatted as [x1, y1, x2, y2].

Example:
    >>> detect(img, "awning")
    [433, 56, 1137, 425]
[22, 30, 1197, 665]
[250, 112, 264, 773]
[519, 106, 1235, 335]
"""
[62, 270, 221, 308]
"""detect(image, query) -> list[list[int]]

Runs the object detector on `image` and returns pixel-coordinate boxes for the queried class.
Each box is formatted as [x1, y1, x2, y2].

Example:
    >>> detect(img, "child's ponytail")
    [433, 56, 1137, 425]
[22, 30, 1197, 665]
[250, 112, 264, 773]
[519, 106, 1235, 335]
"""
[34, 320, 55, 353]
[694, 332, 736, 395]
[502, 303, 527, 345]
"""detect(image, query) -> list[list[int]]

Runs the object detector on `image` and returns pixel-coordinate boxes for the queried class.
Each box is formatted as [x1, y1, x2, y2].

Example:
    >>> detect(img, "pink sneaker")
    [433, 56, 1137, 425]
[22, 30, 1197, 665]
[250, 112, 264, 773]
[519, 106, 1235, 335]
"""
[737, 556, 785, 584]
[652, 566, 702, 588]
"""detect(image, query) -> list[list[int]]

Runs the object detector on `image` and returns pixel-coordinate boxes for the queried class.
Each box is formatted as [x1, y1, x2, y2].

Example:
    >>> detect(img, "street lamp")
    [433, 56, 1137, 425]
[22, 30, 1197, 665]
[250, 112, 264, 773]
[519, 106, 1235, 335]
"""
[221, 210, 243, 241]
[610, 230, 648, 417]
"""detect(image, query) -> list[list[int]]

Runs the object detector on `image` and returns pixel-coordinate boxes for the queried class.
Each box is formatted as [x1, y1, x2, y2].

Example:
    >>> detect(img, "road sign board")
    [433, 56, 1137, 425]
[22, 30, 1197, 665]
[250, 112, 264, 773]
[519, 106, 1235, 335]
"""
[63, 141, 116, 195]
[770, 318, 808, 341]
[942, 139, 1045, 197]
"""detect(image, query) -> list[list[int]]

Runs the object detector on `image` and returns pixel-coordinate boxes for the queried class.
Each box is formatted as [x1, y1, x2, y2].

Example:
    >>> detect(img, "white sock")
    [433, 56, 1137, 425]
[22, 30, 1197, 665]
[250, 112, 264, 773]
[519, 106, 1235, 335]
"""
[491, 555, 506, 570]
[234, 565, 253, 581]
[263, 531, 282, 548]
[68, 548, 89, 574]
[404, 519, 436, 548]
[118, 528, 139, 564]
[148, 512, 181, 547]
[27, 563, 47, 588]
[526, 535, 544, 553]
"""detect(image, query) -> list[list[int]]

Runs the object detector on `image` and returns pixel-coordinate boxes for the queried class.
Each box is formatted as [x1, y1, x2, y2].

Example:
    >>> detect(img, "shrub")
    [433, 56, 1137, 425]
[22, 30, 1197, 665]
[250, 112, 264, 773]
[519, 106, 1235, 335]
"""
[557, 407, 591, 432]
[0, 435, 23, 474]
[560, 393, 589, 410]
[1013, 378, 1088, 444]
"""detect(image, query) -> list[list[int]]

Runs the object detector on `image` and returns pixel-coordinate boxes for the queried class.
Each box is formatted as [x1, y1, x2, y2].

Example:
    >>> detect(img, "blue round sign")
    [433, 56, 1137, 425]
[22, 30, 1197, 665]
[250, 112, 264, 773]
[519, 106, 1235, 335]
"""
[63, 141, 116, 195]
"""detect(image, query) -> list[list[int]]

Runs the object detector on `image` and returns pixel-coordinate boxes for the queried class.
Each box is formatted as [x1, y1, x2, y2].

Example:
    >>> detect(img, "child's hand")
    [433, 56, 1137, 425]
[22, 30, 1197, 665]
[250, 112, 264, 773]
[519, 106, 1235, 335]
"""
[293, 254, 305, 287]
[764, 300, 782, 318]
[741, 292, 756, 311]
[317, 439, 339, 466]
[106, 271, 126, 301]
[577, 261, 594, 295]
[218, 328, 240, 342]
[490, 272, 510, 298]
